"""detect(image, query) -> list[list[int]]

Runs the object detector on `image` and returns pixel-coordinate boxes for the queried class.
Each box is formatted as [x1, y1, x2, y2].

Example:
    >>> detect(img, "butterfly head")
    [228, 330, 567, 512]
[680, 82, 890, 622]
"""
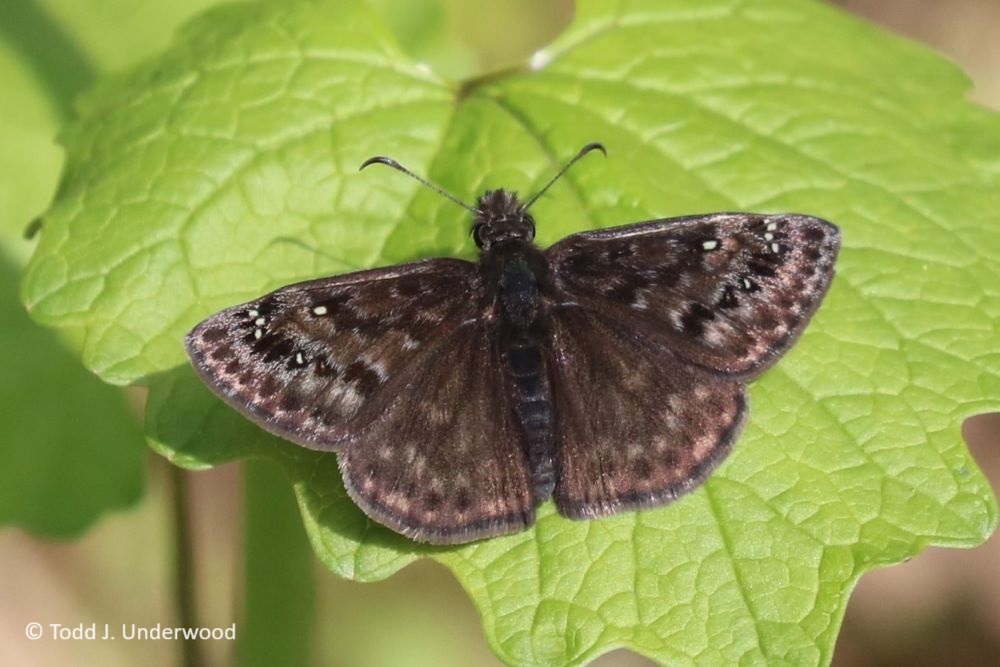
[472, 190, 536, 249]
[360, 143, 605, 252]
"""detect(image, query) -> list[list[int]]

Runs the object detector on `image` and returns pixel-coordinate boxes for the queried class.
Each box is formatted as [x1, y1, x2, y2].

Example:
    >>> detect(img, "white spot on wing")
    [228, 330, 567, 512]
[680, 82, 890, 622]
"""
[332, 384, 362, 412]
[704, 327, 726, 347]
[668, 395, 685, 414]
[360, 357, 389, 382]
[702, 240, 718, 251]
[312, 305, 328, 316]
[384, 491, 403, 508]
[670, 310, 684, 330]
[254, 328, 262, 340]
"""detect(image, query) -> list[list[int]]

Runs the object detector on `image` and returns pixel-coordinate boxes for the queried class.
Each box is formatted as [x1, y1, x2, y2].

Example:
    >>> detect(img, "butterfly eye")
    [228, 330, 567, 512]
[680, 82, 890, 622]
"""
[472, 224, 487, 248]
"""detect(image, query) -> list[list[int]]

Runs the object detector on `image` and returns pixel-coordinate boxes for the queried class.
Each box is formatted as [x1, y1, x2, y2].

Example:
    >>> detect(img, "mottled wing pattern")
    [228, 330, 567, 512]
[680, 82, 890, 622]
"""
[548, 306, 746, 518]
[186, 259, 480, 449]
[546, 213, 840, 377]
[338, 320, 535, 543]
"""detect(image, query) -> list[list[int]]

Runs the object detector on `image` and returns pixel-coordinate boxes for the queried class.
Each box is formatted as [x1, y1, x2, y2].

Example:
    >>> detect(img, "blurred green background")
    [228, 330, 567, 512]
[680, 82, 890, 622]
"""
[1, 1, 998, 665]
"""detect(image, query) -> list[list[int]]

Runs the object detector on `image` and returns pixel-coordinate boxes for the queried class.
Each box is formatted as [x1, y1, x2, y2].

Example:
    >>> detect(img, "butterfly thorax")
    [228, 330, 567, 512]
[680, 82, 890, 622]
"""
[474, 189, 551, 329]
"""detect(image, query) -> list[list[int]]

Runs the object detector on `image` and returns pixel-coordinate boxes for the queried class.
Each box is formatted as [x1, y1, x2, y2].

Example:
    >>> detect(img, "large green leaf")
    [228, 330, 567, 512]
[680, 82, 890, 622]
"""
[22, 0, 999, 663]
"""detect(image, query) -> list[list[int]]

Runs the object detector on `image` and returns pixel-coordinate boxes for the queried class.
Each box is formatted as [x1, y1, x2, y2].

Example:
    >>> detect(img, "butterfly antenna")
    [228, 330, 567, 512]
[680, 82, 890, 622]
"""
[359, 156, 480, 215]
[523, 142, 606, 210]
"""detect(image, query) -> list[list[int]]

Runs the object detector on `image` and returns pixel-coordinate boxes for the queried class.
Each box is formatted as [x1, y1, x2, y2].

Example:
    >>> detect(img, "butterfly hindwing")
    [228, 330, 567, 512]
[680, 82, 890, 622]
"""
[337, 319, 536, 543]
[546, 213, 840, 378]
[186, 258, 482, 450]
[547, 306, 746, 518]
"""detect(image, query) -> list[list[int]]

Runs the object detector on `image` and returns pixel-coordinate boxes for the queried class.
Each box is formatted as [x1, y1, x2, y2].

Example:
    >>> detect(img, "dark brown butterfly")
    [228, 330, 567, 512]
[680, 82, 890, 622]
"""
[186, 143, 840, 544]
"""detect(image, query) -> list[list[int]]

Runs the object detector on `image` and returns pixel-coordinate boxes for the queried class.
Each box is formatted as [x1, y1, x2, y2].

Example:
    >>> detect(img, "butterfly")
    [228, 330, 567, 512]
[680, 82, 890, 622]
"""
[186, 143, 840, 544]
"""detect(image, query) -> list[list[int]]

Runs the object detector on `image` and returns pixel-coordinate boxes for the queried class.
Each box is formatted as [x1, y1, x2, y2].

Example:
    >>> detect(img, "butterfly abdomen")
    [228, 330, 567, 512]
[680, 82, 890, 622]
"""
[505, 333, 556, 502]
[491, 249, 557, 501]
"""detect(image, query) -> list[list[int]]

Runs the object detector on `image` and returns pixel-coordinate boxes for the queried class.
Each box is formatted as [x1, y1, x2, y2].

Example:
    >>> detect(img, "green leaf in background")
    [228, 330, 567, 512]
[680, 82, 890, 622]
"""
[0, 254, 145, 535]
[0, 0, 221, 533]
[0, 27, 141, 533]
[21, 0, 999, 664]
[0, 14, 110, 533]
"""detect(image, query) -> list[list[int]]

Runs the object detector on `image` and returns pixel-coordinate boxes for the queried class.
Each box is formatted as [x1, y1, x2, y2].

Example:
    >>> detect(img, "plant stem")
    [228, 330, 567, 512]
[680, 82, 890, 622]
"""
[169, 464, 204, 667]
[240, 458, 316, 666]
[0, 0, 97, 118]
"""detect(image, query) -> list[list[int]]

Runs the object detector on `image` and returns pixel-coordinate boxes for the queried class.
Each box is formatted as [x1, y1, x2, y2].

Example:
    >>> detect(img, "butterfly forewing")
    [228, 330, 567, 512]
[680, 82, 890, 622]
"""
[338, 319, 535, 544]
[546, 213, 840, 378]
[547, 306, 746, 518]
[186, 259, 482, 449]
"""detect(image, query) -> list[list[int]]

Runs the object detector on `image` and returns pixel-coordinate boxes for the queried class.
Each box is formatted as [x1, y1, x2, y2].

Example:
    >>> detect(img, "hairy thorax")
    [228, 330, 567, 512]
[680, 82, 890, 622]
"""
[483, 241, 550, 331]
